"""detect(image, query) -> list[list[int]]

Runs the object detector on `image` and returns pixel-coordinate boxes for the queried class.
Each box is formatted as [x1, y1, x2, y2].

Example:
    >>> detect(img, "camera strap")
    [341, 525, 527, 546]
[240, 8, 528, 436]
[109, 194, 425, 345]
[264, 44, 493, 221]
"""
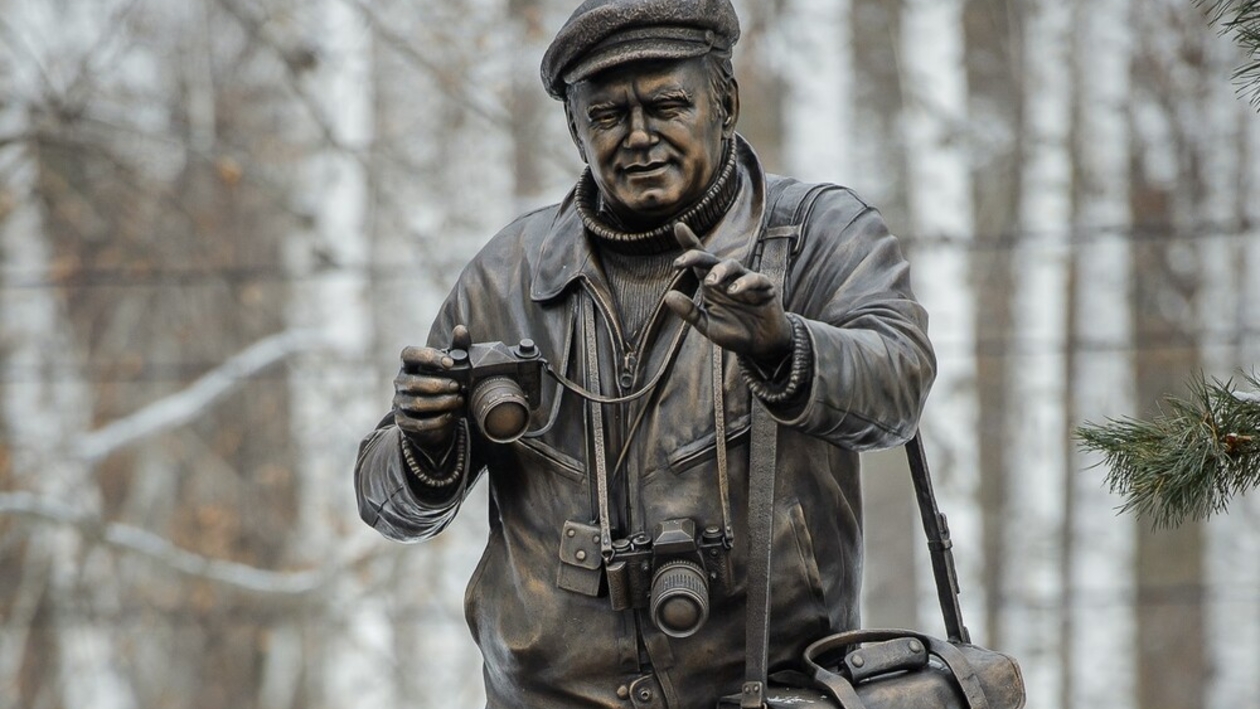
[582, 296, 615, 558]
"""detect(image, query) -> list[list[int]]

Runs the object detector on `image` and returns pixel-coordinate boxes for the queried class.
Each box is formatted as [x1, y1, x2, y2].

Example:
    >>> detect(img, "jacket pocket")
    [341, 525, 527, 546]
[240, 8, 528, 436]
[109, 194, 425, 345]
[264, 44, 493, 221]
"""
[784, 497, 827, 610]
[666, 417, 751, 475]
[513, 437, 585, 484]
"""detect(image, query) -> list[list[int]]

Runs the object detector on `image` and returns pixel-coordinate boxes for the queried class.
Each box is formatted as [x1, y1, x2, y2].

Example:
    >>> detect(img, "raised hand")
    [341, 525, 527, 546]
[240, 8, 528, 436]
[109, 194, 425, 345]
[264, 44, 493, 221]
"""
[393, 325, 472, 447]
[662, 223, 793, 366]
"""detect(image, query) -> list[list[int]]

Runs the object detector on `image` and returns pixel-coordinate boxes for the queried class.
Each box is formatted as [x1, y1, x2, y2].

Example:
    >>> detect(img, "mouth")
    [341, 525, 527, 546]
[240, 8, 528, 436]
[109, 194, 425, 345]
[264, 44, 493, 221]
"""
[622, 161, 669, 177]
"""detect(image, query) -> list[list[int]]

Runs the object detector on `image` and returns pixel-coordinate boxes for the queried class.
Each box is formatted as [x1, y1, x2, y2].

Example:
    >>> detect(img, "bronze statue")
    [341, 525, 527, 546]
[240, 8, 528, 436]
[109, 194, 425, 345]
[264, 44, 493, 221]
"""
[355, 1, 936, 706]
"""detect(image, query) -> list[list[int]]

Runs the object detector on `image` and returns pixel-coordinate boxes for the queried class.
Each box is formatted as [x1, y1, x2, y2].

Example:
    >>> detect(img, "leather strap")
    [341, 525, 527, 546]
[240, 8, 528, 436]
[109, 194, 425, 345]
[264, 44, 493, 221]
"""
[905, 433, 971, 644]
[742, 182, 828, 707]
[926, 637, 989, 709]
[583, 297, 614, 558]
[744, 400, 778, 708]
[713, 343, 735, 543]
[739, 181, 985, 709]
[811, 667, 867, 709]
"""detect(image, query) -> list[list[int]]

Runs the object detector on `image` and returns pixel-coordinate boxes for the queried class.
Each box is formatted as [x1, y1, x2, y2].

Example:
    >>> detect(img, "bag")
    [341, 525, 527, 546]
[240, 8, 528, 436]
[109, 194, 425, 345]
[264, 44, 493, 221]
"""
[719, 427, 1027, 709]
[719, 189, 1026, 708]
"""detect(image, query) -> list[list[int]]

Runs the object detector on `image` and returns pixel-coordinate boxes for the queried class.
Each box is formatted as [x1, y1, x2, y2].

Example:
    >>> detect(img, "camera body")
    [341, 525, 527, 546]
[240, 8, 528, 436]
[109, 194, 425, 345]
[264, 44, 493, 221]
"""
[605, 518, 731, 638]
[445, 340, 546, 443]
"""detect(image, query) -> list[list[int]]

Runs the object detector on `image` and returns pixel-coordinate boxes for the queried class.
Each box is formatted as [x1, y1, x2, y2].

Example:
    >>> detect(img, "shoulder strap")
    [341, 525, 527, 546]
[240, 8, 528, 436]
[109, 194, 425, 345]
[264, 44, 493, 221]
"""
[742, 182, 828, 708]
[742, 182, 972, 706]
[905, 433, 971, 644]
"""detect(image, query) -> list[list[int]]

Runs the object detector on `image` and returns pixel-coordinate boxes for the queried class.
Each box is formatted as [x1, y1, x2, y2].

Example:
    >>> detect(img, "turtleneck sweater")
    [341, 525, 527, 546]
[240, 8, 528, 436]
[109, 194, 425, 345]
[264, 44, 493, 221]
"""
[576, 142, 740, 343]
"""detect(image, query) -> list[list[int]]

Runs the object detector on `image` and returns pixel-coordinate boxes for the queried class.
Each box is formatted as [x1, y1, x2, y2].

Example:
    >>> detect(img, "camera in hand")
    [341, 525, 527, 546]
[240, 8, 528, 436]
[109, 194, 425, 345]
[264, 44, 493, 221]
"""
[445, 339, 546, 444]
[605, 519, 731, 638]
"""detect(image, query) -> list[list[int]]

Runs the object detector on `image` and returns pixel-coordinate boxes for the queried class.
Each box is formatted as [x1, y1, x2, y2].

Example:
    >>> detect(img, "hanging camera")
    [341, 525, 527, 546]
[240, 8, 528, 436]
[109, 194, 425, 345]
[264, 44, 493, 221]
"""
[604, 519, 731, 638]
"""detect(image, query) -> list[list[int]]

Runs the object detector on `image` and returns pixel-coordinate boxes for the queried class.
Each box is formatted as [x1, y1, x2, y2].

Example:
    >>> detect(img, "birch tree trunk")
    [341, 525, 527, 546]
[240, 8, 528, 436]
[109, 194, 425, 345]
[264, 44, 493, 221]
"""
[777, 0, 853, 184]
[284, 3, 389, 706]
[0, 1, 145, 705]
[0, 145, 139, 709]
[1000, 1, 1072, 703]
[1068, 0, 1136, 705]
[900, 0, 985, 642]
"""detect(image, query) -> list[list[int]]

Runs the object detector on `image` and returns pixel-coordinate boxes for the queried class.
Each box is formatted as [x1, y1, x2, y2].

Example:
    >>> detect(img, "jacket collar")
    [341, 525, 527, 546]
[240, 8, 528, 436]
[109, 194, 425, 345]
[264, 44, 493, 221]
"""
[530, 134, 769, 303]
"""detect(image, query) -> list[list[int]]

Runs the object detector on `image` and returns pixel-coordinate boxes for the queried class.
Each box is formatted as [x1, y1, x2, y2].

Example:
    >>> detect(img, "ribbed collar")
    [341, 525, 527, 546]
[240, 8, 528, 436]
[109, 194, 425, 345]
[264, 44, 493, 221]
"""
[531, 134, 768, 303]
[576, 140, 740, 255]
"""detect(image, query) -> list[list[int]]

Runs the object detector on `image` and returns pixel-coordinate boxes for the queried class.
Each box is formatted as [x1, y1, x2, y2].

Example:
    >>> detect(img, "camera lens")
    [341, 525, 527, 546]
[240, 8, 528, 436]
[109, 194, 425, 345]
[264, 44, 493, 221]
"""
[649, 560, 710, 638]
[469, 376, 530, 443]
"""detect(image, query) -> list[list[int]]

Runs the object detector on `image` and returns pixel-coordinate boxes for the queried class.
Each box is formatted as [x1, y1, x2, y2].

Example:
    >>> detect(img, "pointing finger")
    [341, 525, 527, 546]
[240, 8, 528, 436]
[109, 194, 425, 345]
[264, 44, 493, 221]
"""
[704, 258, 746, 287]
[674, 249, 722, 271]
[727, 272, 773, 295]
[673, 222, 704, 251]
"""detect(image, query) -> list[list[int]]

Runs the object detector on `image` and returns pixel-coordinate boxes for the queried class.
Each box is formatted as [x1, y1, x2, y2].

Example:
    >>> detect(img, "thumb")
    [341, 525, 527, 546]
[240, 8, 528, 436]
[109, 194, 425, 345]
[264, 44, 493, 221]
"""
[451, 324, 472, 351]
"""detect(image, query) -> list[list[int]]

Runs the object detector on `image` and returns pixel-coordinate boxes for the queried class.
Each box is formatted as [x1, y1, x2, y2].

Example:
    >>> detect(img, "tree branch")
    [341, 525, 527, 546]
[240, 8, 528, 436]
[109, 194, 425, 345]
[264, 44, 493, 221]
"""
[72, 329, 327, 463]
[0, 491, 360, 597]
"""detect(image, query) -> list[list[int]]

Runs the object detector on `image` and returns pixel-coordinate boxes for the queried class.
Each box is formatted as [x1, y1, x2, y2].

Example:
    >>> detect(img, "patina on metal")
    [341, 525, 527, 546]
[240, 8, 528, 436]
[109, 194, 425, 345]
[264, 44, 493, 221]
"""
[354, 1, 937, 707]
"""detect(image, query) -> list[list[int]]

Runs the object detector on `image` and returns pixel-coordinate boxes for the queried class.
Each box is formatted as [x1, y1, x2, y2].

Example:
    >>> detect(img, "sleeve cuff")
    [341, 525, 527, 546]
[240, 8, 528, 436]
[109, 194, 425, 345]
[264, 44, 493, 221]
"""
[739, 313, 814, 405]
[399, 422, 468, 490]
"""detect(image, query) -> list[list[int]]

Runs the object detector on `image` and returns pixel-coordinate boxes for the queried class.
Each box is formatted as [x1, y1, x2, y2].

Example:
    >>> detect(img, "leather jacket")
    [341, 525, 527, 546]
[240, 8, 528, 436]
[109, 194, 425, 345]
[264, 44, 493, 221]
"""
[355, 138, 935, 708]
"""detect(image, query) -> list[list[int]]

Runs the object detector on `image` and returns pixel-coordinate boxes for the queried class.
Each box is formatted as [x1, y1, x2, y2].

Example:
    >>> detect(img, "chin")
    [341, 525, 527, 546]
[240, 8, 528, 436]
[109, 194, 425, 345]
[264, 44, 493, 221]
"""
[624, 189, 683, 216]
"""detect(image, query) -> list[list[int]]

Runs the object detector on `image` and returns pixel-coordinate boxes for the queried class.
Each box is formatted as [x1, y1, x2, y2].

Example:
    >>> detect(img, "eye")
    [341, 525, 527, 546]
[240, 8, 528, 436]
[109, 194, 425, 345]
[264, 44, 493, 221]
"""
[588, 109, 622, 129]
[650, 95, 692, 118]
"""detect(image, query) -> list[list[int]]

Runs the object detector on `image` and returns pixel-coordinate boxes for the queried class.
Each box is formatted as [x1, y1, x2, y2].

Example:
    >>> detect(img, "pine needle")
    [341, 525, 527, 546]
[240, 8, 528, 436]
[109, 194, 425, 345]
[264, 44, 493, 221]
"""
[1075, 371, 1260, 528]
[1199, 0, 1260, 106]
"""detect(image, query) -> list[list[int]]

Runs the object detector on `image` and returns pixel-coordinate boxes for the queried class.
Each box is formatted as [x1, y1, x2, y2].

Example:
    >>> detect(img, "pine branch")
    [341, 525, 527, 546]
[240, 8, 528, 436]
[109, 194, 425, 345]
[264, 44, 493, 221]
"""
[1200, 0, 1260, 106]
[1075, 371, 1260, 528]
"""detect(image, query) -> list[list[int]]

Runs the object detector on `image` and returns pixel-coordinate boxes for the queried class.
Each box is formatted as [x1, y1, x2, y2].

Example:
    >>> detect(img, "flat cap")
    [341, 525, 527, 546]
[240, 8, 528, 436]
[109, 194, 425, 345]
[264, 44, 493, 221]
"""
[541, 0, 740, 100]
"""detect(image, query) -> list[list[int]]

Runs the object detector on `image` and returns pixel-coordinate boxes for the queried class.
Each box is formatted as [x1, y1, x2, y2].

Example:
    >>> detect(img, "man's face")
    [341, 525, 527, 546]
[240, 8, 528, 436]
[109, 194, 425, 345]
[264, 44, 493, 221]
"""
[568, 56, 732, 226]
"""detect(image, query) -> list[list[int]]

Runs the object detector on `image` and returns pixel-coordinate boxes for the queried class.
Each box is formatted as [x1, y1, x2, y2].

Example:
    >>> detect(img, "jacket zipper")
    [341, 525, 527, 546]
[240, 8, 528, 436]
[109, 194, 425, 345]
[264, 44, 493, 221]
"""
[580, 279, 633, 391]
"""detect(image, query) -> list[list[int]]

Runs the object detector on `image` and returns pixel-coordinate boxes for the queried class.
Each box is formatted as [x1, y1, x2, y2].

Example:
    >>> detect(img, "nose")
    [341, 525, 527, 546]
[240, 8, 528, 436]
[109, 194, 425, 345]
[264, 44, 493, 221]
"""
[624, 107, 654, 150]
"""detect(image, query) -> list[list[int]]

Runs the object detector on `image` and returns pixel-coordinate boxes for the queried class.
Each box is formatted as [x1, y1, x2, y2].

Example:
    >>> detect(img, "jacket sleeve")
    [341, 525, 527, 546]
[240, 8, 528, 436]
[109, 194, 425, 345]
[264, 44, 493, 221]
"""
[353, 283, 488, 542]
[771, 188, 936, 451]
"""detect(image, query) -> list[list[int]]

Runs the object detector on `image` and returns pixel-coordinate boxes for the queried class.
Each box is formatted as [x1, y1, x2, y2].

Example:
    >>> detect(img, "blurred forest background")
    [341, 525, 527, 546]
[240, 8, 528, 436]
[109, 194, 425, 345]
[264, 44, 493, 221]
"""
[0, 0, 1257, 707]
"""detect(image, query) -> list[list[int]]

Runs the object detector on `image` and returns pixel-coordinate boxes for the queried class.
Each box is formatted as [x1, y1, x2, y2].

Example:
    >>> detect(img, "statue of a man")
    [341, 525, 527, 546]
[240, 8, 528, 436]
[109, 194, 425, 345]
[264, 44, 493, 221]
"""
[355, 1, 936, 706]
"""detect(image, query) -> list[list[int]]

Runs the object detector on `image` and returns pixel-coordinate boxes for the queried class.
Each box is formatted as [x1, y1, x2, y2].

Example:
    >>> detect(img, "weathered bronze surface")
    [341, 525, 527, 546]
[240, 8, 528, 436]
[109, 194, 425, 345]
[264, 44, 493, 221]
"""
[354, 1, 936, 707]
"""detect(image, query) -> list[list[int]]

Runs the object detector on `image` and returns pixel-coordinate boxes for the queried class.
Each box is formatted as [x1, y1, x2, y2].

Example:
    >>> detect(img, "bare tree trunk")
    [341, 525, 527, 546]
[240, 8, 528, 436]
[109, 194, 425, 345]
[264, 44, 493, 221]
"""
[778, 0, 853, 184]
[1067, 0, 1137, 705]
[900, 0, 985, 642]
[284, 2, 390, 706]
[1000, 1, 1072, 703]
[0, 1, 145, 705]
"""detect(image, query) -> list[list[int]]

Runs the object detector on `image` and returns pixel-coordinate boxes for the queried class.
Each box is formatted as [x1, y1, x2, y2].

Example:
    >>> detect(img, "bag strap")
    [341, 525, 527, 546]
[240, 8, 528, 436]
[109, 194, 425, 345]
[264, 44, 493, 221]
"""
[906, 432, 971, 644]
[741, 181, 973, 707]
[742, 181, 829, 708]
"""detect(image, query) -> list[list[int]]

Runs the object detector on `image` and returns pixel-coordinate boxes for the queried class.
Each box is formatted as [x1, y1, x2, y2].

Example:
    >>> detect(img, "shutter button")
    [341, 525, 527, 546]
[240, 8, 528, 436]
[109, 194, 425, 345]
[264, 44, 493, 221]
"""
[616, 685, 629, 699]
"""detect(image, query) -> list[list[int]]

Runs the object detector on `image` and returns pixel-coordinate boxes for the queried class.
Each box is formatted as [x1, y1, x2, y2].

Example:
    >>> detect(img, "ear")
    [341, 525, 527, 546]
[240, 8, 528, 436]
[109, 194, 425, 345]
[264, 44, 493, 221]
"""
[563, 99, 589, 164]
[721, 78, 740, 139]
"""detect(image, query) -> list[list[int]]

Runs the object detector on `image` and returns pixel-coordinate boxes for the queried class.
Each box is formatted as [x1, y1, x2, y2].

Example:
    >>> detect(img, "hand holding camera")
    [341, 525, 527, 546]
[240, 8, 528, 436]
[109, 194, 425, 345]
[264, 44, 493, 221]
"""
[396, 324, 547, 447]
[394, 325, 473, 449]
